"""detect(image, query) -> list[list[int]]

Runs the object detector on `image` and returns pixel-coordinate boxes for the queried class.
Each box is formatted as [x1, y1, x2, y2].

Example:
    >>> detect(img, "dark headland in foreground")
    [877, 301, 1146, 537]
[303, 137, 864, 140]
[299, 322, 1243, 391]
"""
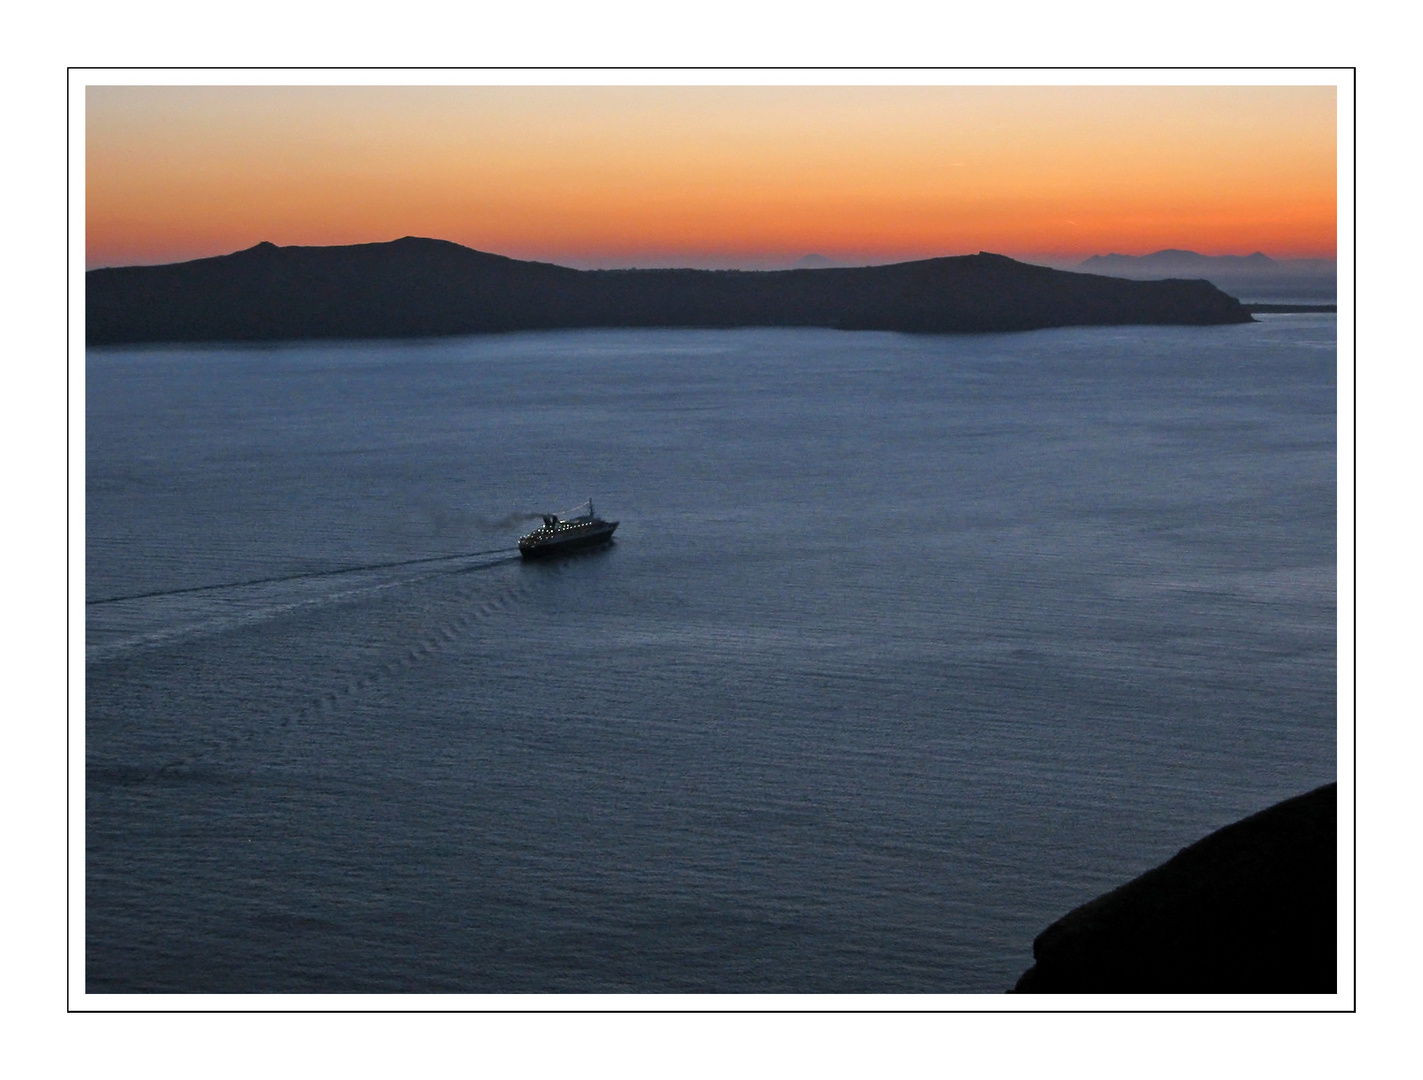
[86, 237, 1253, 345]
[1013, 782, 1336, 993]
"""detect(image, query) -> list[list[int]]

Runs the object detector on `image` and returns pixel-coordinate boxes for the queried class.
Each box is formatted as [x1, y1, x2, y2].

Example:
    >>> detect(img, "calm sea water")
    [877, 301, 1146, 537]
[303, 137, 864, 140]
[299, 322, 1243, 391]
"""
[86, 319, 1336, 993]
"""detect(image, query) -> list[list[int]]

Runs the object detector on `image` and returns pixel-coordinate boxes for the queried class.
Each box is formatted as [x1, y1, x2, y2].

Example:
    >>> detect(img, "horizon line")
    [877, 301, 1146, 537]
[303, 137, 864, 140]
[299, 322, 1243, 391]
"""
[84, 236, 1341, 274]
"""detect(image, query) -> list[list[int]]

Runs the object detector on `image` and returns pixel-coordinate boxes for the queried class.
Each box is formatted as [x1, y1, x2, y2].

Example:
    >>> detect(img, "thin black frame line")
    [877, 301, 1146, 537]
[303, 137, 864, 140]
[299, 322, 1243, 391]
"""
[1350, 69, 1358, 1010]
[66, 69, 71, 1015]
[69, 1006, 1356, 1015]
[69, 65, 1355, 72]
[69, 65, 1354, 1013]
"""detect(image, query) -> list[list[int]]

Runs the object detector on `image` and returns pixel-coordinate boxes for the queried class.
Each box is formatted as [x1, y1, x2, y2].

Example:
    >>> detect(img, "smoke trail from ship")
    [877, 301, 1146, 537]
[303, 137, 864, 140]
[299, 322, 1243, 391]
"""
[473, 511, 548, 531]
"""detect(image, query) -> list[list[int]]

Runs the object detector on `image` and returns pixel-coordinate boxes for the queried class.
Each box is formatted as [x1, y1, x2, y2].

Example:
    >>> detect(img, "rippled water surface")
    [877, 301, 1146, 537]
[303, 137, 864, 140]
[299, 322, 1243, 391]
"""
[86, 320, 1337, 993]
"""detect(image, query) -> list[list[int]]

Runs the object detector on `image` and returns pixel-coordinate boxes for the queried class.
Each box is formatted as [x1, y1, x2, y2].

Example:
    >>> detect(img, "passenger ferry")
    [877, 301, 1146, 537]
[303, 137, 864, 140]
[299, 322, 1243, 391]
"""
[518, 500, 618, 559]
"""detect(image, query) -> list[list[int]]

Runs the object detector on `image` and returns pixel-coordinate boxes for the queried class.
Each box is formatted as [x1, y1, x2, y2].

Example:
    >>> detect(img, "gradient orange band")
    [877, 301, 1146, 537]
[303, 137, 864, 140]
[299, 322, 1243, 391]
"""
[86, 85, 1337, 270]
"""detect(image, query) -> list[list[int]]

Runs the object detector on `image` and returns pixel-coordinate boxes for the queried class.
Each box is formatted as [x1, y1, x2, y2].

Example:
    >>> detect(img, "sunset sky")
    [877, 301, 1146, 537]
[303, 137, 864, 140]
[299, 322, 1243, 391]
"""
[85, 84, 1337, 271]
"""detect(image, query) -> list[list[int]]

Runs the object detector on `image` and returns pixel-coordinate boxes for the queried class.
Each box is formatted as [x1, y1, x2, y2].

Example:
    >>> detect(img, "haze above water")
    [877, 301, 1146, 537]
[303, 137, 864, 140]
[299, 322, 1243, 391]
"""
[87, 318, 1336, 993]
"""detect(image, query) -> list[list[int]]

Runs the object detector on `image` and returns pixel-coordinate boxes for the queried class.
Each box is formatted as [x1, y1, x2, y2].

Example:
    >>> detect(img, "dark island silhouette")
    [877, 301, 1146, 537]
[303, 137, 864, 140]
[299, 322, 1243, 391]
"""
[1013, 782, 1336, 993]
[86, 236, 1253, 345]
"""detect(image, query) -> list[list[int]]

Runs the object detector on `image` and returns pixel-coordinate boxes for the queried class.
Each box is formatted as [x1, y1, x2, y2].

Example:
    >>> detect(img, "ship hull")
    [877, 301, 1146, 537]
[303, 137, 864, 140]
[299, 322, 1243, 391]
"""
[518, 522, 618, 559]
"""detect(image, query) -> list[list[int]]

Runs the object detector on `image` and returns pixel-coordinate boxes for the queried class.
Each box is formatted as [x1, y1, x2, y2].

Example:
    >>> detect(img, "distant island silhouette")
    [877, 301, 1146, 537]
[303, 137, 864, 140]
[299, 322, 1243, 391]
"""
[1078, 250, 1337, 304]
[1079, 249, 1335, 276]
[87, 237, 1253, 346]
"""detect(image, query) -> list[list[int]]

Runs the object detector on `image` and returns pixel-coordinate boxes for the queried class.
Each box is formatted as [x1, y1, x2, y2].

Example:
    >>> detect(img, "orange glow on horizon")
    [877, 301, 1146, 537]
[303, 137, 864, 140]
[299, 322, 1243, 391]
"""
[86, 85, 1337, 270]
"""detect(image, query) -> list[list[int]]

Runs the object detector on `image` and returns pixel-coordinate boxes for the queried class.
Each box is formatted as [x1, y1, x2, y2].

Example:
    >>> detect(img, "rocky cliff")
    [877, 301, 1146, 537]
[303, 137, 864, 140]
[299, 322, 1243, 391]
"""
[1013, 782, 1337, 993]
